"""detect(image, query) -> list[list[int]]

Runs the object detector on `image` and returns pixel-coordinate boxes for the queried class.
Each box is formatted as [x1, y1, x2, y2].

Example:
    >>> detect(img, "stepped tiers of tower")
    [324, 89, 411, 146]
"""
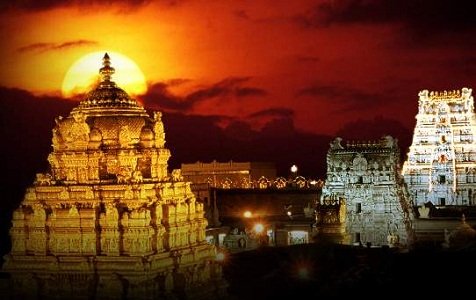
[321, 136, 413, 247]
[1, 54, 226, 300]
[403, 87, 476, 207]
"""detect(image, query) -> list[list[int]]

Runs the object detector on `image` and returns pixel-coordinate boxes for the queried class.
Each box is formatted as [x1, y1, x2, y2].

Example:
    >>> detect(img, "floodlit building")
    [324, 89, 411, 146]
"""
[321, 136, 413, 247]
[181, 160, 276, 189]
[1, 54, 226, 299]
[403, 88, 476, 206]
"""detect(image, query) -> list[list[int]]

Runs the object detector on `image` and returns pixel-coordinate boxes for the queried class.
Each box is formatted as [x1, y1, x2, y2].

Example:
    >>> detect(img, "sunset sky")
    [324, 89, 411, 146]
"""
[1, 0, 475, 179]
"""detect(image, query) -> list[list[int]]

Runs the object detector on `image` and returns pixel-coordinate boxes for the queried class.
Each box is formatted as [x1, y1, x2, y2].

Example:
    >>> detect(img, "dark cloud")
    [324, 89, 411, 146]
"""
[0, 0, 153, 11]
[248, 108, 294, 119]
[184, 77, 249, 102]
[142, 77, 267, 112]
[246, 108, 296, 138]
[17, 40, 98, 53]
[298, 83, 391, 112]
[222, 120, 256, 141]
[141, 82, 184, 111]
[297, 0, 476, 37]
[164, 111, 331, 178]
[235, 87, 267, 97]
[260, 117, 295, 138]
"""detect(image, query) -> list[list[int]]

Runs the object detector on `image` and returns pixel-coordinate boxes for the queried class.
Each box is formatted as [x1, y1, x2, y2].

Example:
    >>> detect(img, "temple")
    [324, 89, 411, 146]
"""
[403, 88, 476, 206]
[320, 136, 413, 247]
[2, 54, 225, 299]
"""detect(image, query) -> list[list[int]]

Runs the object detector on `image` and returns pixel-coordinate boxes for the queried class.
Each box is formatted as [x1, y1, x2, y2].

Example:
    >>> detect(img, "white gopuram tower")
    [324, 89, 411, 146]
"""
[403, 88, 476, 206]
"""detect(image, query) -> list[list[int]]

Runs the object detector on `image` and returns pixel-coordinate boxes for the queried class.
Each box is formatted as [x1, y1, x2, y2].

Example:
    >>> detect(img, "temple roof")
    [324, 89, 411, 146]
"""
[72, 53, 148, 117]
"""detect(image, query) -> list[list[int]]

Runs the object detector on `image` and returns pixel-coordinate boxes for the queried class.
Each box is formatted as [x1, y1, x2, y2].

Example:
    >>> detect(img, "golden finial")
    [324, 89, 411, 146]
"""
[99, 52, 115, 83]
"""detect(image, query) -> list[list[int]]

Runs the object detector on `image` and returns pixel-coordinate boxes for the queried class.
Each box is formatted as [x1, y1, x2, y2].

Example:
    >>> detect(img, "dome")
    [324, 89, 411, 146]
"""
[72, 53, 148, 117]
[55, 53, 154, 148]
[81, 84, 137, 108]
[49, 53, 171, 184]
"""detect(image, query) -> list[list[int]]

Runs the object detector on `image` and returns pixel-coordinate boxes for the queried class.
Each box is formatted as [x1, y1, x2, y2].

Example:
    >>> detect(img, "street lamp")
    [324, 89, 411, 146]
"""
[252, 222, 269, 247]
[290, 164, 298, 185]
[290, 164, 298, 174]
[253, 223, 265, 234]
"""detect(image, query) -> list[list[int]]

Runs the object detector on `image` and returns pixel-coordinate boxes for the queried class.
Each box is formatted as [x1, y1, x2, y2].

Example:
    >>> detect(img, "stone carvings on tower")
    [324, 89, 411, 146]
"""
[403, 88, 476, 206]
[321, 136, 413, 247]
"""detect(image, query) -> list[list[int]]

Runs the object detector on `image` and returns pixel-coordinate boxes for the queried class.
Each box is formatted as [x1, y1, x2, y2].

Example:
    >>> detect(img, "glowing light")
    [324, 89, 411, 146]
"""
[290, 165, 298, 173]
[243, 211, 252, 218]
[253, 223, 265, 234]
[286, 211, 292, 216]
[62, 51, 147, 97]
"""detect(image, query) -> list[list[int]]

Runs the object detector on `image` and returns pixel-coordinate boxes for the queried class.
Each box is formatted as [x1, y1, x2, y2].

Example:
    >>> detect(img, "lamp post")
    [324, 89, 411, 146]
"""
[290, 164, 298, 176]
[289, 164, 298, 187]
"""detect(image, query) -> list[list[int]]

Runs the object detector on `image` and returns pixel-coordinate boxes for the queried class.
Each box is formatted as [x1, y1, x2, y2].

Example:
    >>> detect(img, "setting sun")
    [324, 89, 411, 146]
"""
[62, 51, 147, 98]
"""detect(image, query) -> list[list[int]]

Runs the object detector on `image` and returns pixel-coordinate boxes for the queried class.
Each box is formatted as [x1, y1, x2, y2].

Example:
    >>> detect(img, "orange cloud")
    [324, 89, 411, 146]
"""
[17, 40, 98, 53]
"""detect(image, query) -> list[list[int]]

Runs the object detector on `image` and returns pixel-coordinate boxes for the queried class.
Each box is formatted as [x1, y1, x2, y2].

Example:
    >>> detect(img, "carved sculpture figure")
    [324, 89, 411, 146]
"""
[171, 169, 183, 181]
[34, 173, 53, 186]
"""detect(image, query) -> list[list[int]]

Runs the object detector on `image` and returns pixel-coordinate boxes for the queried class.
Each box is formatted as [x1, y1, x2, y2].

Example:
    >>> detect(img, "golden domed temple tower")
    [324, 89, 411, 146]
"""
[402, 88, 476, 206]
[2, 54, 226, 299]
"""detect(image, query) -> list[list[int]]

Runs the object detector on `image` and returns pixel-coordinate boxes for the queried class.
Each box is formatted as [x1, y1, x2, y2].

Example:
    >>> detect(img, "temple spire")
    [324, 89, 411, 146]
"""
[99, 52, 115, 84]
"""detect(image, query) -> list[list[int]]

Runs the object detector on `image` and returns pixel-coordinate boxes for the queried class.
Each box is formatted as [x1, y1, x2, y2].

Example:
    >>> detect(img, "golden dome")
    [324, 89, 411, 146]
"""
[53, 53, 167, 161]
[72, 53, 147, 117]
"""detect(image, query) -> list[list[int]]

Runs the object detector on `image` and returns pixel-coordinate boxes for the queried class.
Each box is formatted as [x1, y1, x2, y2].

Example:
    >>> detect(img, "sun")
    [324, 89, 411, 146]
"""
[62, 51, 147, 97]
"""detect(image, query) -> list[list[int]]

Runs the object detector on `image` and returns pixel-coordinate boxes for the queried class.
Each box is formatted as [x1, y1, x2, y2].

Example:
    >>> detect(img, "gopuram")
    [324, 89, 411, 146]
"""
[402, 88, 476, 206]
[320, 136, 413, 247]
[1, 54, 226, 299]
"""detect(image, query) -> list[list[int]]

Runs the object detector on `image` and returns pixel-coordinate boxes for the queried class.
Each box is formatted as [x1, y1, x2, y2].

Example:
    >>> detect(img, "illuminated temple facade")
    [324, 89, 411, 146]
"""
[402, 88, 476, 206]
[2, 54, 225, 299]
[320, 136, 413, 247]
